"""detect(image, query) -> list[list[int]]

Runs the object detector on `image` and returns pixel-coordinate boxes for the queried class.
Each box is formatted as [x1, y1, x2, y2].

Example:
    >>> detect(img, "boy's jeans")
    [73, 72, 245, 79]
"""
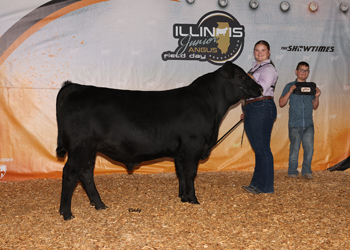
[288, 125, 314, 176]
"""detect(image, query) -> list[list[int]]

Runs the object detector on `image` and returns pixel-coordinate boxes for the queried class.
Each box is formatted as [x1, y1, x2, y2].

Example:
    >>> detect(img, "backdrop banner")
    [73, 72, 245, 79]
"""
[1, 0, 349, 181]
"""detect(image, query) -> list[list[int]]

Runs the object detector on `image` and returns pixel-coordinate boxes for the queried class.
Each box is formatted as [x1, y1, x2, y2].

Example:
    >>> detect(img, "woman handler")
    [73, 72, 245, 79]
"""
[241, 40, 278, 194]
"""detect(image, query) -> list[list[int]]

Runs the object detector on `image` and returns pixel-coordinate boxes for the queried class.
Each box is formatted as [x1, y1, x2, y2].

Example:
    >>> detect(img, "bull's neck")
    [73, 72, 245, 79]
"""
[190, 74, 230, 119]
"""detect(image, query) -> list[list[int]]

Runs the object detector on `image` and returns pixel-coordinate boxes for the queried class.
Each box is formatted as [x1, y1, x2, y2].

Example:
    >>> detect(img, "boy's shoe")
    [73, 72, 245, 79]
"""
[288, 174, 298, 178]
[303, 173, 313, 179]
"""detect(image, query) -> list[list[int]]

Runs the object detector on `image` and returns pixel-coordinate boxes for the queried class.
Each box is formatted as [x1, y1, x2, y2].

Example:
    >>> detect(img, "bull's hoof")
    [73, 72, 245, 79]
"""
[60, 209, 75, 220]
[64, 215, 75, 221]
[181, 196, 200, 205]
[61, 212, 75, 220]
[90, 201, 108, 210]
[189, 200, 200, 205]
[95, 202, 108, 210]
[96, 205, 108, 211]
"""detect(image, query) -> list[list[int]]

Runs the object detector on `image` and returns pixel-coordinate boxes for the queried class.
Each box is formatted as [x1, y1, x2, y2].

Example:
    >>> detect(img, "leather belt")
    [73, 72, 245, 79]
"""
[245, 96, 273, 105]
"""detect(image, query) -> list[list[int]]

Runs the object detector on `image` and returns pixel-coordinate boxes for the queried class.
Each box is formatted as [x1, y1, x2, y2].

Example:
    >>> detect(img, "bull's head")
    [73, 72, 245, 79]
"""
[218, 61, 263, 99]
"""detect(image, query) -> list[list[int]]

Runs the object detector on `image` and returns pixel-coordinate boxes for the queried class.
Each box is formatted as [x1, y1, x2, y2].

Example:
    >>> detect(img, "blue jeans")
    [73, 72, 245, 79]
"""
[288, 125, 314, 176]
[243, 99, 277, 193]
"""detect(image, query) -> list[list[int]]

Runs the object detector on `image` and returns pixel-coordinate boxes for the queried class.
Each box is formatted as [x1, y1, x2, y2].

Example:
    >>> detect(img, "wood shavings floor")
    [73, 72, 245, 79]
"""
[1, 170, 349, 249]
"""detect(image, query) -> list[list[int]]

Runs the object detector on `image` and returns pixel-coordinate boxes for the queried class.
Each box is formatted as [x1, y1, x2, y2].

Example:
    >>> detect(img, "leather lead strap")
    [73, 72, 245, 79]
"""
[213, 119, 243, 149]
[241, 99, 246, 147]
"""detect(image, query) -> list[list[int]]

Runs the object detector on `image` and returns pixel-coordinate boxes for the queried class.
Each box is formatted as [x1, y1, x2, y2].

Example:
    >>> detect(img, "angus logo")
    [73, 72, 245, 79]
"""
[162, 11, 245, 65]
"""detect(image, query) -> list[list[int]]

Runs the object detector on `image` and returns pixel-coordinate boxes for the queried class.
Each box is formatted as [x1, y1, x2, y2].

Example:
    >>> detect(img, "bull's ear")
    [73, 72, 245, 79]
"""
[219, 61, 234, 79]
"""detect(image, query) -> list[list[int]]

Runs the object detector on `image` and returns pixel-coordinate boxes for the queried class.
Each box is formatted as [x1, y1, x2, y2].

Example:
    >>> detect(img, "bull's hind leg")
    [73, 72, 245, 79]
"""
[59, 149, 95, 220]
[79, 155, 107, 211]
[59, 156, 81, 220]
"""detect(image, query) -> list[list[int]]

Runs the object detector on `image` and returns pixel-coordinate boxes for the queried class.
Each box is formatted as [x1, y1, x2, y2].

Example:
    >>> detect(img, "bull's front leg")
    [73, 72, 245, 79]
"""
[177, 158, 200, 204]
[175, 159, 186, 198]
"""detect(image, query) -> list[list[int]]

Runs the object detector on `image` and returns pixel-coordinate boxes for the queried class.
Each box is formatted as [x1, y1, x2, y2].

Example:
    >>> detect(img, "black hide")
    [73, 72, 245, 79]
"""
[56, 61, 262, 220]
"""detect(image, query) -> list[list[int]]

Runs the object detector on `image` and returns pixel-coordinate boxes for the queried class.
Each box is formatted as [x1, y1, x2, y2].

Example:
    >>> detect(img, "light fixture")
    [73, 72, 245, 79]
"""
[186, 0, 195, 4]
[280, 1, 290, 12]
[218, 0, 228, 7]
[309, 2, 318, 12]
[249, 0, 259, 9]
[340, 3, 349, 12]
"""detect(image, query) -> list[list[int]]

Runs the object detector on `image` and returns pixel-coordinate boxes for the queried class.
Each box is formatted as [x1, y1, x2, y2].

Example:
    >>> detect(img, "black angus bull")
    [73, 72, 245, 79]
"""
[56, 61, 262, 220]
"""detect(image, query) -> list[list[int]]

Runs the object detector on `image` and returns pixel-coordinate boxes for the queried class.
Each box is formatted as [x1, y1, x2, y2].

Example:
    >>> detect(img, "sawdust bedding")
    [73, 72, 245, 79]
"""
[1, 170, 349, 249]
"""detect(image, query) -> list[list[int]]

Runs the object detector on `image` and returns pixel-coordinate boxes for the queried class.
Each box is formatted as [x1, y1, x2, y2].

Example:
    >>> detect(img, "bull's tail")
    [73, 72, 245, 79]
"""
[56, 81, 73, 158]
[56, 132, 67, 158]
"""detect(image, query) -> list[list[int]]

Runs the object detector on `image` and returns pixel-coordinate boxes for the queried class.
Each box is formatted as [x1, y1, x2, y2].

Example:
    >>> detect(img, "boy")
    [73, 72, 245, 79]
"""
[279, 61, 321, 179]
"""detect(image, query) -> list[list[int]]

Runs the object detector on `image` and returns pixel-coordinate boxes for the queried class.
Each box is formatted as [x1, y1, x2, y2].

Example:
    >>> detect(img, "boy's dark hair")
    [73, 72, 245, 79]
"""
[296, 61, 309, 70]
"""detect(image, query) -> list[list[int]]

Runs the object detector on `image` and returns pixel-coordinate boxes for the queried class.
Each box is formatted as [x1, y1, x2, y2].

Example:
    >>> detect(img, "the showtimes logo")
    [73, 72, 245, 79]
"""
[281, 46, 334, 52]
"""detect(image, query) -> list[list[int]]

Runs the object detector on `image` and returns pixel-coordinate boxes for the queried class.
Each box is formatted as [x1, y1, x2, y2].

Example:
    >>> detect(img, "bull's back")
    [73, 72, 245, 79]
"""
[56, 82, 216, 161]
[58, 83, 198, 123]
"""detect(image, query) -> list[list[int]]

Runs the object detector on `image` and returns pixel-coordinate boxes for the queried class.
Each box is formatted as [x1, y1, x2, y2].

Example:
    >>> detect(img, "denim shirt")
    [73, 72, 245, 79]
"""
[281, 80, 315, 128]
